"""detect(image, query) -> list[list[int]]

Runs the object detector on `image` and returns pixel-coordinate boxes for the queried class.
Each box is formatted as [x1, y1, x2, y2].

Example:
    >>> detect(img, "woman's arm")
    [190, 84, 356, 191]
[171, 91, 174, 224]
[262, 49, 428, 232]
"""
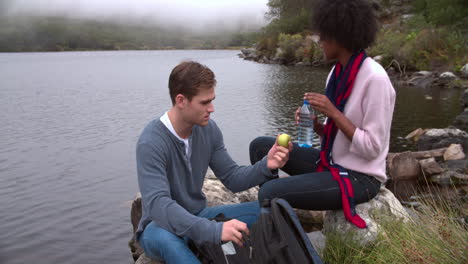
[304, 93, 355, 141]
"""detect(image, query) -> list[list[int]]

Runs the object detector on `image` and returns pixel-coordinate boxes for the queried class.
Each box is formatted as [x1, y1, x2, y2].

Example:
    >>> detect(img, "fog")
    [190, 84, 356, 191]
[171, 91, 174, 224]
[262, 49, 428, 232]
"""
[1, 0, 269, 31]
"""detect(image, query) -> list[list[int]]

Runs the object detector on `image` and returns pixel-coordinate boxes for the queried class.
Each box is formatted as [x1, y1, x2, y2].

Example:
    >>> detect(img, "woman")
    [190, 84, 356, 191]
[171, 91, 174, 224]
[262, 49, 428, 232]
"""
[250, 0, 395, 228]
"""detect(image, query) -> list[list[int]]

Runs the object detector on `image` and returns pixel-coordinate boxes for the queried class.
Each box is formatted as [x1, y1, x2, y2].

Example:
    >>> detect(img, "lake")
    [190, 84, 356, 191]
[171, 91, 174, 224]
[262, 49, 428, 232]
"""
[0, 50, 461, 264]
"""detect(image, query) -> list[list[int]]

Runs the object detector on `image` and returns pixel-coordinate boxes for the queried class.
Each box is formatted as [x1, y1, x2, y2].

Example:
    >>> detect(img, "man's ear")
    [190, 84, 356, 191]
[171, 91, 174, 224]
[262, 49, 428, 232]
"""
[174, 94, 186, 108]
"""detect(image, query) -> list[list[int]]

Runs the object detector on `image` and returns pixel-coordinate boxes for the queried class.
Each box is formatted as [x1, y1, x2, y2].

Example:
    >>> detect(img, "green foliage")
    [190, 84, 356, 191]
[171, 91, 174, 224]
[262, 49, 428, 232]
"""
[368, 14, 467, 72]
[263, 8, 311, 36]
[277, 33, 303, 63]
[413, 0, 468, 27]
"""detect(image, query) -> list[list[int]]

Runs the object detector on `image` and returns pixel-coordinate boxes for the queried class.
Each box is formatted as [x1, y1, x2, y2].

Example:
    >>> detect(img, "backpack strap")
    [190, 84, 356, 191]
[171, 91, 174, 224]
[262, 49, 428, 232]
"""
[273, 198, 324, 264]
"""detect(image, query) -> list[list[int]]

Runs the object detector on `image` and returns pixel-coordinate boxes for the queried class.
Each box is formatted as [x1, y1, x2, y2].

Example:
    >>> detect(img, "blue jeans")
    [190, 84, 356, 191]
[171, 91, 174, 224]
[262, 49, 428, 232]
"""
[250, 136, 381, 210]
[139, 201, 260, 264]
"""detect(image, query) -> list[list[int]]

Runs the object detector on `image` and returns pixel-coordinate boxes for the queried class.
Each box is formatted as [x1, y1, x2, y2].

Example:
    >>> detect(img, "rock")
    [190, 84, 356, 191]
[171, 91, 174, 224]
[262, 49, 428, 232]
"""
[444, 159, 468, 174]
[373, 55, 383, 63]
[419, 157, 444, 176]
[135, 253, 163, 264]
[405, 128, 426, 142]
[430, 170, 468, 186]
[307, 231, 326, 257]
[401, 201, 423, 210]
[386, 151, 422, 200]
[443, 144, 465, 161]
[401, 14, 414, 20]
[440, 72, 457, 79]
[461, 63, 468, 78]
[414, 71, 433, 77]
[417, 128, 468, 152]
[451, 172, 468, 185]
[453, 110, 468, 132]
[203, 170, 258, 207]
[130, 193, 144, 261]
[407, 71, 435, 88]
[324, 187, 410, 246]
[294, 209, 326, 230]
[240, 47, 256, 57]
[273, 47, 283, 62]
[462, 89, 468, 108]
[387, 151, 422, 181]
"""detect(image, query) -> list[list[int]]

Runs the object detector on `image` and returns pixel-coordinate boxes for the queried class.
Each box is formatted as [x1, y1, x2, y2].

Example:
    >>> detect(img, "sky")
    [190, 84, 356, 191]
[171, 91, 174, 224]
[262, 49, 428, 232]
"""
[2, 0, 270, 29]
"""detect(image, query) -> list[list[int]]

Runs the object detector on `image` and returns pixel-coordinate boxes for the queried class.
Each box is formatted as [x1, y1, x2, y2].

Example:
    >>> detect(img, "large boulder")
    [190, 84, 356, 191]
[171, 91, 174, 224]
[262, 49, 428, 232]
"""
[461, 63, 468, 78]
[453, 110, 468, 132]
[406, 71, 436, 89]
[307, 231, 326, 258]
[430, 170, 468, 186]
[463, 89, 468, 109]
[387, 151, 422, 181]
[419, 157, 444, 176]
[323, 187, 410, 246]
[417, 128, 468, 152]
[443, 144, 466, 161]
[386, 152, 422, 199]
[203, 170, 259, 206]
[135, 254, 162, 264]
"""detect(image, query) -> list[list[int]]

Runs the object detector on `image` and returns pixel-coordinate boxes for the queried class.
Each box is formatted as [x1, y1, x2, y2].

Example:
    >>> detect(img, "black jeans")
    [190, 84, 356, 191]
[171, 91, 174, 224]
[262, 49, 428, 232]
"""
[250, 136, 381, 210]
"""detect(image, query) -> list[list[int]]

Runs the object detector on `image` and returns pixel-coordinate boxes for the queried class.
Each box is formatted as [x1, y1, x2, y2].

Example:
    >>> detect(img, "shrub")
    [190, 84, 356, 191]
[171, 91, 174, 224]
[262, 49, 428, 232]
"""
[277, 33, 303, 63]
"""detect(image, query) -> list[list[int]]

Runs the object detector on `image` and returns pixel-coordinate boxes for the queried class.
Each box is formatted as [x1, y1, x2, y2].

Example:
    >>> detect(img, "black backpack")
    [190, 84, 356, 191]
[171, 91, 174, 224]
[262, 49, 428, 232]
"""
[189, 198, 323, 264]
[188, 213, 253, 264]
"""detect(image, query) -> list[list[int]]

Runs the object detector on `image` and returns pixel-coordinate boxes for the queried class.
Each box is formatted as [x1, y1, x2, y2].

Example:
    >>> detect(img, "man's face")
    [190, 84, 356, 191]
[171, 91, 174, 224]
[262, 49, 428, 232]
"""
[182, 86, 215, 127]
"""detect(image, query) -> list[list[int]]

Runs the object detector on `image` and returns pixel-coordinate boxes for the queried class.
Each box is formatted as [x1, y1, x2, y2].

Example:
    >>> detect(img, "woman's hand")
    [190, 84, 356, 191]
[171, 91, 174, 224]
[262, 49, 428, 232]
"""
[304, 93, 356, 141]
[304, 93, 339, 120]
[295, 104, 325, 137]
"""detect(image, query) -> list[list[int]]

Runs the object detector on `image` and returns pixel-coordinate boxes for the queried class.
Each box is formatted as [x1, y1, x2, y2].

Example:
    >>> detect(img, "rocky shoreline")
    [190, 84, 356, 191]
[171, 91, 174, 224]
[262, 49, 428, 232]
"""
[239, 47, 468, 91]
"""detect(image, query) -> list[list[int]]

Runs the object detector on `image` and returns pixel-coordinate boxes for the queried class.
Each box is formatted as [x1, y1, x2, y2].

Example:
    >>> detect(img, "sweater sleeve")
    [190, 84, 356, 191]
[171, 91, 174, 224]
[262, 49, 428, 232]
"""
[349, 75, 395, 160]
[209, 122, 277, 192]
[137, 142, 223, 245]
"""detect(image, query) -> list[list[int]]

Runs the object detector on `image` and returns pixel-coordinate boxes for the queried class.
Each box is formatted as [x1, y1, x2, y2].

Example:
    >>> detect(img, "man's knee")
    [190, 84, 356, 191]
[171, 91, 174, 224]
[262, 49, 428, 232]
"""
[140, 223, 189, 259]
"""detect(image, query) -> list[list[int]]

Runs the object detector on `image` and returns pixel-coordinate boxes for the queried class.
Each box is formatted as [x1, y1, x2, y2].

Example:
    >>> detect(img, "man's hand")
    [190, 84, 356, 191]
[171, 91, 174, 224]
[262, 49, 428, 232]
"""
[266, 135, 292, 170]
[221, 219, 249, 247]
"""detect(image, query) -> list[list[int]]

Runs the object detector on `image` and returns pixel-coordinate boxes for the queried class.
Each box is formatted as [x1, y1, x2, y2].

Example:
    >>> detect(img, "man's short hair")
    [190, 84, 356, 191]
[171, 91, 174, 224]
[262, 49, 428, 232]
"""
[168, 61, 216, 105]
[312, 0, 378, 53]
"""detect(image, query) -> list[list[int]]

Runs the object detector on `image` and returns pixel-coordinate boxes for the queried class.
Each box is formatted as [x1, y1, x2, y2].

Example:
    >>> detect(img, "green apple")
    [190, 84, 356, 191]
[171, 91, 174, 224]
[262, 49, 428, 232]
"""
[277, 133, 291, 148]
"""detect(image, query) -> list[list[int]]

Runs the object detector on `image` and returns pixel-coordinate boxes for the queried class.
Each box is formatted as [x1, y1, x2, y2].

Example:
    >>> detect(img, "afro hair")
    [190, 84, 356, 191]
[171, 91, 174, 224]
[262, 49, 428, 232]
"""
[312, 0, 379, 53]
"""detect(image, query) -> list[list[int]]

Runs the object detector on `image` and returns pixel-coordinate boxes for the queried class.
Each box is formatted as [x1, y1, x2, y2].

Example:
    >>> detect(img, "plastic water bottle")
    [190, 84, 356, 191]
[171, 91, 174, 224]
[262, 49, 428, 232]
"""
[298, 100, 314, 148]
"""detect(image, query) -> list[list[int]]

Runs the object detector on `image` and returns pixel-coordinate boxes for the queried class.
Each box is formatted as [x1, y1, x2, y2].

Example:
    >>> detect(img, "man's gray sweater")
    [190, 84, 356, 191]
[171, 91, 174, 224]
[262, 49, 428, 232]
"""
[136, 118, 276, 245]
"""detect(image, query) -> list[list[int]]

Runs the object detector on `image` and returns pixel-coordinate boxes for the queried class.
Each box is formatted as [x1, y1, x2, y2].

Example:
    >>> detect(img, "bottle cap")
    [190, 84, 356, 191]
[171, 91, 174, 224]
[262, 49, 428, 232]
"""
[303, 99, 309, 105]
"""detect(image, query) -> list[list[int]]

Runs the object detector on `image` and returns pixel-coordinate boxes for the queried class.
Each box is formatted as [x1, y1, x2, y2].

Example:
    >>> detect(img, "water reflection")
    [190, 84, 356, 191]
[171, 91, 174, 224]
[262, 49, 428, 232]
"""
[258, 65, 462, 152]
[260, 65, 329, 147]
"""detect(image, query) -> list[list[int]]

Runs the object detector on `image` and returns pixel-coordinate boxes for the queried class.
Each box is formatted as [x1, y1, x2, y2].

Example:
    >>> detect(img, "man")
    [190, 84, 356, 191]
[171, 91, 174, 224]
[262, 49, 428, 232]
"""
[136, 61, 292, 263]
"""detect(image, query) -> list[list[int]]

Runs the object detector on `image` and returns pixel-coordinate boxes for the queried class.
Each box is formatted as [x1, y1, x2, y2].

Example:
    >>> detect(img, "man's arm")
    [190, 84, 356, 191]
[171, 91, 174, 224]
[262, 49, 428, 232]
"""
[137, 142, 223, 245]
[208, 122, 287, 192]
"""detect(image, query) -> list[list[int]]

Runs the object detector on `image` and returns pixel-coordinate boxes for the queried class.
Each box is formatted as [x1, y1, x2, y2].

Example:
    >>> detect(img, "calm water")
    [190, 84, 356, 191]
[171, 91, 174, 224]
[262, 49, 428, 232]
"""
[0, 50, 461, 264]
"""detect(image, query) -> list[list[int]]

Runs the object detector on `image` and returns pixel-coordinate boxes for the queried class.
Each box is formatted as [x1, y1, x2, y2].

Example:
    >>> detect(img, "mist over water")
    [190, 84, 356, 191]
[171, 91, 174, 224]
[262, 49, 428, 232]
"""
[1, 0, 268, 31]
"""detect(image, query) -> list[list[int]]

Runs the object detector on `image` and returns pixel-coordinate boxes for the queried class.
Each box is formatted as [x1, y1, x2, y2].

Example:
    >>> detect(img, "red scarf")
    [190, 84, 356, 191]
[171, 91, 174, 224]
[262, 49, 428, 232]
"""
[316, 51, 367, 228]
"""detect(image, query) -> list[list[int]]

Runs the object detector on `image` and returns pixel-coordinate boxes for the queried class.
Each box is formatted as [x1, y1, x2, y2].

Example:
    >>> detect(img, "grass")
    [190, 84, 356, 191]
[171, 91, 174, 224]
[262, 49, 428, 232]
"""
[322, 186, 468, 264]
